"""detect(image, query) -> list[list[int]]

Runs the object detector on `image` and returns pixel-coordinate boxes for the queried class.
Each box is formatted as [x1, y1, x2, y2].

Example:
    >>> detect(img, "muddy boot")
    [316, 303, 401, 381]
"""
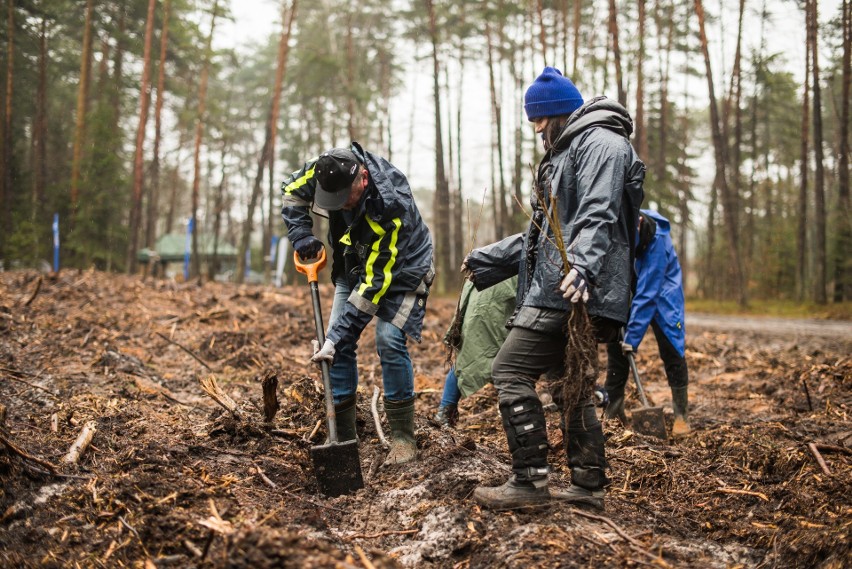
[434, 404, 459, 427]
[384, 396, 416, 464]
[603, 396, 628, 424]
[473, 474, 550, 509]
[671, 386, 690, 437]
[474, 399, 551, 509]
[551, 483, 606, 510]
[333, 395, 358, 443]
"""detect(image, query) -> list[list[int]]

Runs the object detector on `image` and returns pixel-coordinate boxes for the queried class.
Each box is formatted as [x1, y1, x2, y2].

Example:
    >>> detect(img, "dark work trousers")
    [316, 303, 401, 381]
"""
[492, 325, 608, 490]
[605, 319, 689, 403]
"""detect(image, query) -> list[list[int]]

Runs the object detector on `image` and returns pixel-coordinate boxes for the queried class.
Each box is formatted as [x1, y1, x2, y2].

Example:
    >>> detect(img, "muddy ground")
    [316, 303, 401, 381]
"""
[1, 270, 850, 568]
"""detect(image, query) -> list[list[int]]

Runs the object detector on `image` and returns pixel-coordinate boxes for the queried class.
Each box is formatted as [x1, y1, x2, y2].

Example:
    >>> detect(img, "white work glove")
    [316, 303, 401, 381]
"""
[559, 267, 589, 303]
[310, 338, 336, 364]
[620, 341, 634, 355]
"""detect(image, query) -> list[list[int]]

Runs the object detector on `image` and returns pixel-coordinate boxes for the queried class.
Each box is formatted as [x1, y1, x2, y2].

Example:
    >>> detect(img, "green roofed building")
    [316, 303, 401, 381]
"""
[137, 233, 239, 279]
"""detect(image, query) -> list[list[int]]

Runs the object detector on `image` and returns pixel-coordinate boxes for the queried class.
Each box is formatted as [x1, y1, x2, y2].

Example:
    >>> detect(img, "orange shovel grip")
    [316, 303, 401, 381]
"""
[293, 246, 327, 283]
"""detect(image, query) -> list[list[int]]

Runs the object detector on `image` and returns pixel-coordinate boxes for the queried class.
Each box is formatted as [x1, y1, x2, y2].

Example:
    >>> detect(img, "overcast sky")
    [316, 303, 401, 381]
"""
[213, 0, 841, 244]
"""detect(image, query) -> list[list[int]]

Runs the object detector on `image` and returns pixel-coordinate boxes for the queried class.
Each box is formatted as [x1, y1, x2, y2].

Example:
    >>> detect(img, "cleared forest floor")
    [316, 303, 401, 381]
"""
[1, 270, 850, 568]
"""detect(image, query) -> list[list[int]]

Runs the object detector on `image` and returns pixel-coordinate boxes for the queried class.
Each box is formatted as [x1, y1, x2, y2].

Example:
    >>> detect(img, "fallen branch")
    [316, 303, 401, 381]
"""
[568, 508, 670, 568]
[347, 528, 419, 540]
[354, 545, 377, 569]
[814, 443, 852, 456]
[253, 463, 277, 488]
[64, 420, 97, 465]
[199, 375, 242, 419]
[0, 367, 58, 397]
[0, 431, 59, 474]
[155, 331, 212, 371]
[23, 275, 43, 307]
[807, 442, 832, 476]
[371, 386, 389, 448]
[715, 487, 769, 501]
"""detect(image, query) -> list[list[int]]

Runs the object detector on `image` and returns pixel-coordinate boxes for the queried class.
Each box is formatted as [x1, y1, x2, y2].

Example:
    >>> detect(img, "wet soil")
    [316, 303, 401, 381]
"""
[1, 270, 850, 568]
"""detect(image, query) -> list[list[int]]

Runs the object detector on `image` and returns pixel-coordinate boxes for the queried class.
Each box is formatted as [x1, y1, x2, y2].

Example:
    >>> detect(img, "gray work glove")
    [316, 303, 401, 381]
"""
[620, 341, 634, 355]
[559, 267, 589, 303]
[311, 338, 335, 364]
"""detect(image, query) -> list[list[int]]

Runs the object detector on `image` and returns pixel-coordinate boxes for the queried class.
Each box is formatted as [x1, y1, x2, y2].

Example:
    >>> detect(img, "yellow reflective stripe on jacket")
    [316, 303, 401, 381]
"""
[283, 166, 315, 195]
[358, 217, 401, 304]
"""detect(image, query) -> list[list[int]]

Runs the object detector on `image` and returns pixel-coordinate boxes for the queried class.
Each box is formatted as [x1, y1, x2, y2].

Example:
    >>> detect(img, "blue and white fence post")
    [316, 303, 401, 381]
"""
[52, 213, 60, 272]
[183, 217, 193, 281]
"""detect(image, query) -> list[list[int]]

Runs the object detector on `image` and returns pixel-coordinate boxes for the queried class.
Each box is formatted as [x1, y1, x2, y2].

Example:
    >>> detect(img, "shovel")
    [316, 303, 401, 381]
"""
[294, 248, 364, 497]
[621, 331, 668, 440]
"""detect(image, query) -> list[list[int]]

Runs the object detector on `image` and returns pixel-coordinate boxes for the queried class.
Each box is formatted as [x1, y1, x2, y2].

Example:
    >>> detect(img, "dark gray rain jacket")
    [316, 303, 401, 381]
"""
[280, 142, 434, 344]
[466, 97, 645, 330]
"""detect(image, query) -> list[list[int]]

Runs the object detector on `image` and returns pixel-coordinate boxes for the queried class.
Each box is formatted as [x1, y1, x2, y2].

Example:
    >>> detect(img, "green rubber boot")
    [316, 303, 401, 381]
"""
[333, 395, 358, 443]
[384, 396, 417, 464]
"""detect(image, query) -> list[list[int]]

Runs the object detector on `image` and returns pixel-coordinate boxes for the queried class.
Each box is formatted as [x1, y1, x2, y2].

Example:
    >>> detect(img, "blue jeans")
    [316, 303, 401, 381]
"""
[440, 368, 462, 407]
[328, 280, 415, 405]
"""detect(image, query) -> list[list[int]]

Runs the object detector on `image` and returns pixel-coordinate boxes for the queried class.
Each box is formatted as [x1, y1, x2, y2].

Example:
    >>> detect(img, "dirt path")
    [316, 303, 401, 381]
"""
[689, 312, 852, 344]
[1, 271, 849, 568]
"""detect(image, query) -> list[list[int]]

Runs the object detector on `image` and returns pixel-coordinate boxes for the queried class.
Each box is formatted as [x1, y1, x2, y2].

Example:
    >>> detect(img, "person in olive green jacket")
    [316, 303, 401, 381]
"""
[435, 276, 519, 426]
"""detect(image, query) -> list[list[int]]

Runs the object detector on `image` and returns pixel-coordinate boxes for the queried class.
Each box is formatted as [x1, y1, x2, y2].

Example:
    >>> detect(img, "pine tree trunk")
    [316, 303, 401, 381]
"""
[70, 0, 94, 221]
[798, 3, 811, 301]
[485, 21, 506, 239]
[147, 0, 171, 251]
[190, 1, 219, 280]
[835, 0, 851, 302]
[126, 0, 158, 274]
[425, 0, 450, 293]
[2, 0, 14, 247]
[33, 16, 47, 254]
[635, 0, 647, 160]
[608, 0, 626, 107]
[535, 0, 548, 63]
[695, 0, 747, 306]
[237, 0, 296, 284]
[810, 0, 827, 304]
[572, 0, 582, 77]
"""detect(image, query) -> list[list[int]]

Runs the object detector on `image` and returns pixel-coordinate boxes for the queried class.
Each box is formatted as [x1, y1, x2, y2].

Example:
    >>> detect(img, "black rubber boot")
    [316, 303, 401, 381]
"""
[384, 396, 416, 464]
[556, 396, 608, 510]
[473, 399, 551, 509]
[333, 395, 357, 443]
[434, 404, 459, 427]
[671, 386, 690, 437]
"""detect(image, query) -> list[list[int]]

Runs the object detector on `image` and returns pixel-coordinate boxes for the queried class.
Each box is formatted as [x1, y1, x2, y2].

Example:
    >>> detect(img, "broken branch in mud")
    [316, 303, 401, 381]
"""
[63, 420, 97, 464]
[23, 275, 43, 307]
[354, 545, 376, 569]
[253, 463, 277, 488]
[199, 375, 242, 419]
[0, 366, 58, 397]
[371, 386, 389, 448]
[0, 430, 59, 474]
[155, 331, 213, 370]
[807, 442, 832, 476]
[568, 508, 670, 568]
[814, 443, 852, 455]
[347, 528, 419, 540]
[715, 487, 769, 501]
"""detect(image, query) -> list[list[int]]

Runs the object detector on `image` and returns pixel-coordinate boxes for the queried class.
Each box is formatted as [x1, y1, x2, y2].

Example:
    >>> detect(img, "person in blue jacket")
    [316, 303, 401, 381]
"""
[281, 145, 434, 464]
[604, 209, 690, 436]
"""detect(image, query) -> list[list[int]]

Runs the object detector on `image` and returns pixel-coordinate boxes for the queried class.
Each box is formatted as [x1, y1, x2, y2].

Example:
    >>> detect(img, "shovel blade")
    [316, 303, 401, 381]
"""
[310, 439, 364, 497]
[631, 406, 668, 440]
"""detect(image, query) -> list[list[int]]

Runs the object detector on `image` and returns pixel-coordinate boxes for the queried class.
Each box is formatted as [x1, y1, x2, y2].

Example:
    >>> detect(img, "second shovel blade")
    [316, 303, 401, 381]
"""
[631, 406, 668, 440]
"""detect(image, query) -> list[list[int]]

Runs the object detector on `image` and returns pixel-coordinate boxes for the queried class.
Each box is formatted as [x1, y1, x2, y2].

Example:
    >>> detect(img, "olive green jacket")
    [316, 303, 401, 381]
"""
[444, 276, 518, 398]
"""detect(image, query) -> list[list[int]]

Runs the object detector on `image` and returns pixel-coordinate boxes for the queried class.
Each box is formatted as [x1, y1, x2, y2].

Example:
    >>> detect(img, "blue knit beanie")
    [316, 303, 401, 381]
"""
[524, 67, 584, 121]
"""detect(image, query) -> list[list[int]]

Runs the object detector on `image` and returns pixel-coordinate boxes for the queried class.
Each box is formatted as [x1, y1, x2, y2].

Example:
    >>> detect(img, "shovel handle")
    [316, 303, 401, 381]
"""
[621, 328, 650, 408]
[294, 247, 327, 283]
[297, 246, 338, 443]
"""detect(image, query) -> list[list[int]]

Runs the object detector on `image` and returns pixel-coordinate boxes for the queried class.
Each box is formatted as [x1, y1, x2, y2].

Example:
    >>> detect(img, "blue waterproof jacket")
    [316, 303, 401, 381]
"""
[280, 142, 434, 345]
[623, 209, 686, 356]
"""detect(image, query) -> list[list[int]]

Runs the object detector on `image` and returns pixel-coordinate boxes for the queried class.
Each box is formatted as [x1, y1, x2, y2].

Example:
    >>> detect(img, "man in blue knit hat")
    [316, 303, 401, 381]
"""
[463, 67, 644, 510]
